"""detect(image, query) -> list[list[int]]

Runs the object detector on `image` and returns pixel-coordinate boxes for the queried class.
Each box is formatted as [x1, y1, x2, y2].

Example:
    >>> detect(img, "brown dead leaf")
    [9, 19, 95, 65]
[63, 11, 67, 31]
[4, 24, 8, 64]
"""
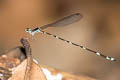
[9, 59, 46, 80]
[0, 56, 20, 69]
[0, 55, 20, 80]
[9, 38, 46, 80]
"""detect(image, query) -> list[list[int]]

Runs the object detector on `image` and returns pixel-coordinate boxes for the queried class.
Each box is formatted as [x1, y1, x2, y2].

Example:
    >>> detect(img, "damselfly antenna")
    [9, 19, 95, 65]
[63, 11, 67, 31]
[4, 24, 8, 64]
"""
[25, 13, 116, 61]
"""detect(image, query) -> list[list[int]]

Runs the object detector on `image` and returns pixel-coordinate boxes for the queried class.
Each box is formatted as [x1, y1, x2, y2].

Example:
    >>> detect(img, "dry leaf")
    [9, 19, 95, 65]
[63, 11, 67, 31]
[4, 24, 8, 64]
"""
[9, 38, 46, 80]
[9, 58, 95, 80]
[0, 55, 20, 80]
[9, 59, 46, 80]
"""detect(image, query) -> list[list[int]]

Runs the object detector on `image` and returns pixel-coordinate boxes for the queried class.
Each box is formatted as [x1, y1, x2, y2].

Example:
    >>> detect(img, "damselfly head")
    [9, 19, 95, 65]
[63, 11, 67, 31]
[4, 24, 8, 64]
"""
[25, 28, 35, 36]
[25, 28, 35, 40]
[25, 28, 32, 33]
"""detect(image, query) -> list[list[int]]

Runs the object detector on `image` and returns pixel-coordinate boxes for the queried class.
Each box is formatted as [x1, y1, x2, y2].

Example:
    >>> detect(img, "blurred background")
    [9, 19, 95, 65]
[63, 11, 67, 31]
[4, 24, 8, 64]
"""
[0, 0, 120, 80]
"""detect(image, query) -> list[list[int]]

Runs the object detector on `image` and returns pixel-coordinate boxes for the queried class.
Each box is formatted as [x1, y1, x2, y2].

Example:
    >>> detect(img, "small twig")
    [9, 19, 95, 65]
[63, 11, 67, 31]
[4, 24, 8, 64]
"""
[20, 38, 32, 80]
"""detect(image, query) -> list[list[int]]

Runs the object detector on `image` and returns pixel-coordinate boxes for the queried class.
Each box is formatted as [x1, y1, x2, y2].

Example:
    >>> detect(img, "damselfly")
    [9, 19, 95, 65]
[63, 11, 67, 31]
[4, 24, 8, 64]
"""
[25, 13, 116, 61]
